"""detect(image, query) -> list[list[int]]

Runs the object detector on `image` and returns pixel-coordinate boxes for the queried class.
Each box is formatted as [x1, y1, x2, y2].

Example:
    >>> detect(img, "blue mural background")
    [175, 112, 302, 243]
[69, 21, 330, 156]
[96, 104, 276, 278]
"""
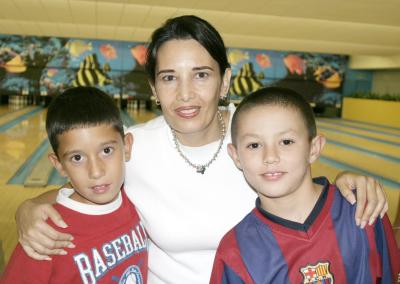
[0, 35, 150, 98]
[227, 48, 347, 107]
[0, 34, 373, 112]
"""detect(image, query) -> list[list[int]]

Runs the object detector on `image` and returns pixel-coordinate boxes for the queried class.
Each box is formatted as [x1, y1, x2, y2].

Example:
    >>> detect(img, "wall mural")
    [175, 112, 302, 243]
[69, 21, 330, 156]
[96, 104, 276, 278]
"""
[0, 35, 150, 98]
[227, 48, 348, 108]
[0, 34, 362, 111]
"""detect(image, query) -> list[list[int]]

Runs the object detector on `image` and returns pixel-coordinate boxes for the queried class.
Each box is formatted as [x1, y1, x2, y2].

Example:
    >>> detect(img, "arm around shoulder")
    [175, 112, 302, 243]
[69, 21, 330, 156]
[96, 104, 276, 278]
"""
[16, 188, 74, 261]
[334, 171, 388, 228]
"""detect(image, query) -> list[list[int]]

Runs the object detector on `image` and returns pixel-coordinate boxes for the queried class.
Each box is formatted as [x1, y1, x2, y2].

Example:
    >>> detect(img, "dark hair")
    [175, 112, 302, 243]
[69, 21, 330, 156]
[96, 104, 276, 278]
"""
[231, 87, 317, 144]
[46, 86, 124, 155]
[145, 15, 230, 84]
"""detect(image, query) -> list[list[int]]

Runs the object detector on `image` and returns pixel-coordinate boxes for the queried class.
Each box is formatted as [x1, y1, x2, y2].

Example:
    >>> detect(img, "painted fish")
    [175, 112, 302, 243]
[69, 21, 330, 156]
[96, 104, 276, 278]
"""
[230, 62, 264, 97]
[130, 45, 147, 65]
[228, 49, 249, 65]
[284, 54, 305, 75]
[256, 53, 271, 69]
[100, 44, 117, 61]
[66, 40, 92, 57]
[72, 53, 112, 87]
[47, 68, 58, 77]
[1, 54, 26, 73]
[314, 66, 342, 89]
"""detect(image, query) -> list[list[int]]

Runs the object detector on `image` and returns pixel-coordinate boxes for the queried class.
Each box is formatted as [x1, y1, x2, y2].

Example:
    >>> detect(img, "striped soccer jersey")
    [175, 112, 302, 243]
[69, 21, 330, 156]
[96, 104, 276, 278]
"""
[211, 178, 400, 284]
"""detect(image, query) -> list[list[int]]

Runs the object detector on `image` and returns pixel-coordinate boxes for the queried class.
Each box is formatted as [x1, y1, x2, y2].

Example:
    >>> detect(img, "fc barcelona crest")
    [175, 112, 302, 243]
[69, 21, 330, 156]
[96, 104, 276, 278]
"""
[300, 261, 334, 284]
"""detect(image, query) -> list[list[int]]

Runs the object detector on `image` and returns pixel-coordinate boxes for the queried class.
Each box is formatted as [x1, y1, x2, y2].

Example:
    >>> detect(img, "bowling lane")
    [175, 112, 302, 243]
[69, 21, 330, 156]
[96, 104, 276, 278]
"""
[0, 184, 54, 267]
[319, 127, 399, 158]
[322, 143, 399, 183]
[318, 118, 400, 137]
[125, 107, 159, 125]
[0, 108, 47, 183]
[317, 120, 400, 145]
[0, 105, 23, 116]
[0, 106, 41, 127]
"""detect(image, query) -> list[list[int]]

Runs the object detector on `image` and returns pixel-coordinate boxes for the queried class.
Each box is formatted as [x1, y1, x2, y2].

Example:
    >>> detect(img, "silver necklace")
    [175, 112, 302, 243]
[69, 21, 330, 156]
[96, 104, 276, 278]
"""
[171, 110, 226, 174]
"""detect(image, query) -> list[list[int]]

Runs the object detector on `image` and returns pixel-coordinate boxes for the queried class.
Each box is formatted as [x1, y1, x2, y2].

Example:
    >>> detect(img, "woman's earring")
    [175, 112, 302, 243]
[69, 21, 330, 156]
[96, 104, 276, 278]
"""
[219, 94, 229, 106]
[155, 97, 161, 105]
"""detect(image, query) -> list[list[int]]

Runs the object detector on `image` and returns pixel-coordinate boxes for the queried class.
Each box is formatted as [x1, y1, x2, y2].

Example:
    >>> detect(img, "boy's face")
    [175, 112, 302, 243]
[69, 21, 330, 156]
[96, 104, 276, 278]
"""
[48, 124, 133, 205]
[228, 104, 325, 201]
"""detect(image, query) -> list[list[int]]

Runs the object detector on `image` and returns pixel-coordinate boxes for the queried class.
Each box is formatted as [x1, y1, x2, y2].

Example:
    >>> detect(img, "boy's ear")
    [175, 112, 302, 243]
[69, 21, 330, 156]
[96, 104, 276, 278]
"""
[227, 143, 242, 170]
[48, 153, 68, 178]
[123, 133, 134, 162]
[309, 134, 326, 164]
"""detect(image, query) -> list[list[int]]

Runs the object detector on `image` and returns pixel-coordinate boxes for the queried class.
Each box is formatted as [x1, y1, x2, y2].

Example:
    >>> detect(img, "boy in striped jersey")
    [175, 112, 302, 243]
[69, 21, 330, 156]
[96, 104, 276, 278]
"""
[210, 87, 399, 283]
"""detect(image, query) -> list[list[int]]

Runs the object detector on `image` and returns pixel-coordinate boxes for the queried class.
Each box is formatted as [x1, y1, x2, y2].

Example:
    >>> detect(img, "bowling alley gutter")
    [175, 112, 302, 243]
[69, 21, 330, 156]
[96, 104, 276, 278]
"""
[0, 107, 43, 132]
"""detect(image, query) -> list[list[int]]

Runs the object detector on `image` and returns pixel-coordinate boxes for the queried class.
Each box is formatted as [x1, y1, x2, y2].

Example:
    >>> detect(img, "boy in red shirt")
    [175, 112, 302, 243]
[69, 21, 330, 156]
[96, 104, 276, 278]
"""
[2, 87, 148, 283]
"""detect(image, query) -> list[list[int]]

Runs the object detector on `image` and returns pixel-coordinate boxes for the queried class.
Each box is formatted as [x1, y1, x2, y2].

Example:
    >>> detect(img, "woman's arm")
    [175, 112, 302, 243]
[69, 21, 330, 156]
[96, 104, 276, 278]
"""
[334, 171, 388, 228]
[16, 189, 74, 260]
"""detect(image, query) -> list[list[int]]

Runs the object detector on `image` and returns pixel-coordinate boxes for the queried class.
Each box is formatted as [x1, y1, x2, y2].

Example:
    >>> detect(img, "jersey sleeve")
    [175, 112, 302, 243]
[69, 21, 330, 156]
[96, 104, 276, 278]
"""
[210, 230, 254, 284]
[1, 244, 52, 283]
[374, 214, 400, 283]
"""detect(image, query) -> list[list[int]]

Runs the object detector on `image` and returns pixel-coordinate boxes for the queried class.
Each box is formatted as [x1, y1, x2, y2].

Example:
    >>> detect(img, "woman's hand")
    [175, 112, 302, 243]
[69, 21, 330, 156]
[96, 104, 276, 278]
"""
[16, 198, 75, 260]
[335, 171, 388, 228]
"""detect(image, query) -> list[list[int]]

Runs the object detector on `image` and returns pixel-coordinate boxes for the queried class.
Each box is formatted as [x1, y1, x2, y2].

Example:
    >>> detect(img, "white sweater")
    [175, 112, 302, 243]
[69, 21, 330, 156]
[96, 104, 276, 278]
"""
[125, 104, 256, 283]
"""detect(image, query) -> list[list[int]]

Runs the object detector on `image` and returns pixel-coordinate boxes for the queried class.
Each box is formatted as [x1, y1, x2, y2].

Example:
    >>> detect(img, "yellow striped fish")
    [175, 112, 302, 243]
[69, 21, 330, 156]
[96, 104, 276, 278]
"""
[73, 54, 112, 87]
[230, 62, 264, 97]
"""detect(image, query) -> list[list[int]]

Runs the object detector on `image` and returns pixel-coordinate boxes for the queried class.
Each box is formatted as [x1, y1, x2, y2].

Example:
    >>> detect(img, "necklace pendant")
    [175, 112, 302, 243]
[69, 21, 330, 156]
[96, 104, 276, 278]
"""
[197, 166, 206, 174]
[171, 110, 225, 176]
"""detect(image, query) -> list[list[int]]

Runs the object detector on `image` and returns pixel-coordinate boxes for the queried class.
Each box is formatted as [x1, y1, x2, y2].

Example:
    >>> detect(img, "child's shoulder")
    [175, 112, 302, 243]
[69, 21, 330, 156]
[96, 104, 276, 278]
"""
[51, 188, 134, 232]
[219, 209, 260, 246]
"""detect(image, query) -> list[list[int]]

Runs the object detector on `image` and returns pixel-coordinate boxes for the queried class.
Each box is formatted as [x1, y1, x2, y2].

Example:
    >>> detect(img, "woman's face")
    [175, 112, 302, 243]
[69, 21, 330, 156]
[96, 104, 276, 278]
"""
[151, 39, 231, 142]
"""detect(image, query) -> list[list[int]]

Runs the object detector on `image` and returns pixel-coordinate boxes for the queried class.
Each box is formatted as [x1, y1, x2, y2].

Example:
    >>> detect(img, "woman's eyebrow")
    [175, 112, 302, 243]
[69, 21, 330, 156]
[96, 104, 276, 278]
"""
[193, 66, 214, 71]
[156, 69, 175, 76]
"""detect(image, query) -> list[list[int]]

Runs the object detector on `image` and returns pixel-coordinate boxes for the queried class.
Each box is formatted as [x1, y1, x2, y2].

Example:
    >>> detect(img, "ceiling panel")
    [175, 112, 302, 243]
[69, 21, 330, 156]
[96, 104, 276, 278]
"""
[126, 0, 165, 5]
[41, 0, 73, 23]
[0, 0, 398, 59]
[0, 1, 22, 20]
[14, 0, 46, 22]
[162, 0, 197, 8]
[96, 24, 117, 40]
[132, 27, 153, 42]
[142, 6, 178, 28]
[56, 23, 78, 38]
[18, 21, 42, 36]
[114, 26, 136, 41]
[119, 4, 151, 27]
[97, 2, 125, 26]
[193, 0, 231, 11]
[0, 19, 22, 35]
[223, 33, 400, 55]
[37, 22, 61, 37]
[69, 0, 96, 25]
[76, 24, 96, 39]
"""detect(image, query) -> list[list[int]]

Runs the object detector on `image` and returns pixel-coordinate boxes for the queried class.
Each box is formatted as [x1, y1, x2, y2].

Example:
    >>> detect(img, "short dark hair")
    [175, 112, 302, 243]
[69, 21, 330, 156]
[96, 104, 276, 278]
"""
[231, 87, 317, 144]
[145, 15, 230, 84]
[46, 86, 124, 155]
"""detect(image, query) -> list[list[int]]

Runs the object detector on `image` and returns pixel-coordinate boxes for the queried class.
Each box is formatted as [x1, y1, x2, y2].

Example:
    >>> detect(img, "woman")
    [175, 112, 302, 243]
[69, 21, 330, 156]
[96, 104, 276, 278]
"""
[17, 15, 387, 283]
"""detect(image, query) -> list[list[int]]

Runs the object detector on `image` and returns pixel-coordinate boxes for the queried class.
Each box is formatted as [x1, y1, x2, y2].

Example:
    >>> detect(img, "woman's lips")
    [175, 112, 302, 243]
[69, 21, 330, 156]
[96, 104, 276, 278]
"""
[175, 106, 200, 119]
